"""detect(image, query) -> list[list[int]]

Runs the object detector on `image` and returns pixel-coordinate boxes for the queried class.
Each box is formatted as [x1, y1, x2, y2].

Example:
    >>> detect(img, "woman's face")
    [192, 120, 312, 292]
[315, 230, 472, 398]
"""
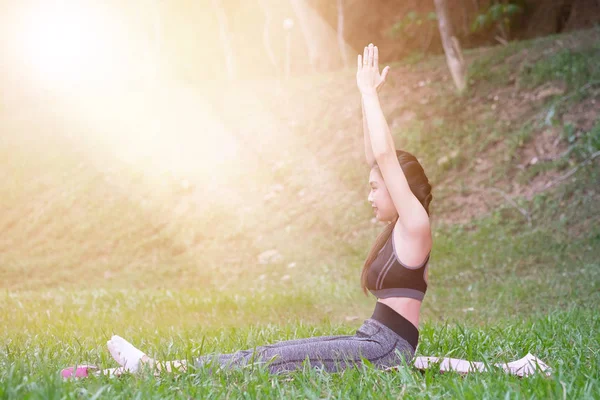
[368, 168, 398, 222]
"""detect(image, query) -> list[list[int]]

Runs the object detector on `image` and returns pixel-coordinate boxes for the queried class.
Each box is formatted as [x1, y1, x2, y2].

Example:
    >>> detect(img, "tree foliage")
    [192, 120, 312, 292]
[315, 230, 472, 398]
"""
[471, 1, 525, 41]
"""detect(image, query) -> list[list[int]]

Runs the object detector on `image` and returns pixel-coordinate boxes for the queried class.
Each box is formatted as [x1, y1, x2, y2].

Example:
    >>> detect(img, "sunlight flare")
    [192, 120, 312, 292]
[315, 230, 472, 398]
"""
[13, 1, 132, 88]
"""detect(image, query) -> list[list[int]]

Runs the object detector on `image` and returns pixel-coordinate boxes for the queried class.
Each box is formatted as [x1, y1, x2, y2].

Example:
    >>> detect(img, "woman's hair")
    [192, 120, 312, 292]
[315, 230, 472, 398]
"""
[360, 150, 433, 295]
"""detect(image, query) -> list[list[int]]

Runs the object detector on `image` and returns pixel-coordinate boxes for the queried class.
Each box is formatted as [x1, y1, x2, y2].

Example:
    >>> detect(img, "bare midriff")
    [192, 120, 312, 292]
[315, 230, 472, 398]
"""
[378, 297, 422, 329]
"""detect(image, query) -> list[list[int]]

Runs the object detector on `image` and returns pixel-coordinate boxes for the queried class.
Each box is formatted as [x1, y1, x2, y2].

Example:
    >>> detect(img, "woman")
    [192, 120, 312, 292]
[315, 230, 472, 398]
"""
[106, 43, 433, 375]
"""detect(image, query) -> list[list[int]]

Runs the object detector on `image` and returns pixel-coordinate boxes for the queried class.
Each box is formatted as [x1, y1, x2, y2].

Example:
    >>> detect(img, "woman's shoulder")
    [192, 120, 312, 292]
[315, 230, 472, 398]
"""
[391, 221, 432, 267]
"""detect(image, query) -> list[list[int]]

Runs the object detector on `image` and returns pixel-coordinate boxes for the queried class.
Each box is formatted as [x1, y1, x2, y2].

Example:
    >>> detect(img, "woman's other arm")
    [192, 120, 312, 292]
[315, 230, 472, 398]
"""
[359, 45, 389, 168]
[361, 92, 396, 158]
[362, 97, 376, 167]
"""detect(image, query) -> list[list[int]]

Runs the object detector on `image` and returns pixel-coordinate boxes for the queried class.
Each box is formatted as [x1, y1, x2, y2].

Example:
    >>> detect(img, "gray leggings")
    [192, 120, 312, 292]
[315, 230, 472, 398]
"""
[195, 319, 416, 374]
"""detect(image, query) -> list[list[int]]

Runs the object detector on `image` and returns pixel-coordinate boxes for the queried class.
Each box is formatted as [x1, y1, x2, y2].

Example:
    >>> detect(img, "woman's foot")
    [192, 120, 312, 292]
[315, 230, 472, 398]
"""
[106, 335, 151, 373]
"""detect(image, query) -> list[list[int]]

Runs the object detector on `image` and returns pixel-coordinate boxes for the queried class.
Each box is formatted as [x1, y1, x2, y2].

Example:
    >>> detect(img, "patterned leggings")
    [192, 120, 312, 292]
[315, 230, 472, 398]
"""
[195, 318, 416, 374]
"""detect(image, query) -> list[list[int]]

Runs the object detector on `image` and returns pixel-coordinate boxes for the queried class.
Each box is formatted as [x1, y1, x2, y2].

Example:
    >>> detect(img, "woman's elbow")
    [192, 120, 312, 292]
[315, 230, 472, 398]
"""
[373, 149, 396, 162]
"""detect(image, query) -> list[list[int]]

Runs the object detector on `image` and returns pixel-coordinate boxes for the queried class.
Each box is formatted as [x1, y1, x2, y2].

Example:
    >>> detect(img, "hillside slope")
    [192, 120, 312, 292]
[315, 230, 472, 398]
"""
[1, 29, 598, 322]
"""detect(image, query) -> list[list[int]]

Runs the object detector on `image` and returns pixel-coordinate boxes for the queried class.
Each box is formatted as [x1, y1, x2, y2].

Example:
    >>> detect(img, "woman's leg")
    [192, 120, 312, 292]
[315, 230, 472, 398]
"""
[107, 336, 190, 375]
[107, 320, 415, 375]
[196, 319, 415, 374]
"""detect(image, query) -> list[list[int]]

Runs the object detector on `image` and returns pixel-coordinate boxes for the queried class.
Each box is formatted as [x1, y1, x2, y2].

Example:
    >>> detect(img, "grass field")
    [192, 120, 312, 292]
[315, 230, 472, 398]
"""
[1, 28, 599, 398]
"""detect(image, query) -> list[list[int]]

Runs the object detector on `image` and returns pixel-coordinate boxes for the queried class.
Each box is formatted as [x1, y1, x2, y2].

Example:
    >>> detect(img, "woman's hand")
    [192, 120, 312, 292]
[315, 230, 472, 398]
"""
[357, 43, 390, 96]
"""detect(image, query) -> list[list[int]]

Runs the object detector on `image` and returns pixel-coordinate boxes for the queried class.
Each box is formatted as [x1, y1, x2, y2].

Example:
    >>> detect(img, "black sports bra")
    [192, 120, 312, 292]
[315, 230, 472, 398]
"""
[366, 232, 430, 300]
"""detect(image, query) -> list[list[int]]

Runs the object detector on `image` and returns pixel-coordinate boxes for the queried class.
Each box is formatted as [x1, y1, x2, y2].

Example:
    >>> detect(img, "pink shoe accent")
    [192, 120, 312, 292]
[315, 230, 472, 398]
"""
[61, 365, 98, 379]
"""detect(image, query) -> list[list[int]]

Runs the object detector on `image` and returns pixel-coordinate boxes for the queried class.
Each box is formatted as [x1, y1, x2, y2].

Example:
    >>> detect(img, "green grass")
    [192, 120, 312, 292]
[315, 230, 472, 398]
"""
[519, 47, 600, 89]
[1, 28, 600, 398]
[584, 120, 600, 153]
[1, 293, 599, 398]
[1, 164, 598, 398]
[466, 38, 533, 87]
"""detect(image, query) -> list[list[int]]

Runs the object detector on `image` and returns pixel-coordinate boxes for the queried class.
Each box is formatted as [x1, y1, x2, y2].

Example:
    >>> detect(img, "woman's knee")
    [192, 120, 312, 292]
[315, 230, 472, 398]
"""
[373, 344, 415, 369]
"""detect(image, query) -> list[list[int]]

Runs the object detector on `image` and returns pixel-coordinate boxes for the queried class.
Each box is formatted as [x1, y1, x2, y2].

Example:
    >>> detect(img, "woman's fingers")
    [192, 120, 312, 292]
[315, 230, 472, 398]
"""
[381, 65, 390, 81]
[359, 43, 383, 71]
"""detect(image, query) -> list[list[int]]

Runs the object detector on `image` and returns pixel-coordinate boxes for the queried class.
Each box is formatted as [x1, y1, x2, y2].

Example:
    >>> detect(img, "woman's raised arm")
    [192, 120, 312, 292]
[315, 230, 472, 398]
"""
[362, 97, 376, 167]
[359, 45, 390, 168]
[358, 44, 430, 234]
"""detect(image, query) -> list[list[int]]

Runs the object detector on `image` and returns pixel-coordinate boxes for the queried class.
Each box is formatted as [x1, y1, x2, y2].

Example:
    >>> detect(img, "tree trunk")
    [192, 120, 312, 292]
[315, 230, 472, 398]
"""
[564, 0, 600, 31]
[210, 0, 236, 81]
[289, 0, 337, 72]
[289, 0, 318, 72]
[460, 0, 470, 37]
[337, 0, 349, 68]
[140, 0, 163, 83]
[257, 0, 280, 76]
[434, 0, 467, 93]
